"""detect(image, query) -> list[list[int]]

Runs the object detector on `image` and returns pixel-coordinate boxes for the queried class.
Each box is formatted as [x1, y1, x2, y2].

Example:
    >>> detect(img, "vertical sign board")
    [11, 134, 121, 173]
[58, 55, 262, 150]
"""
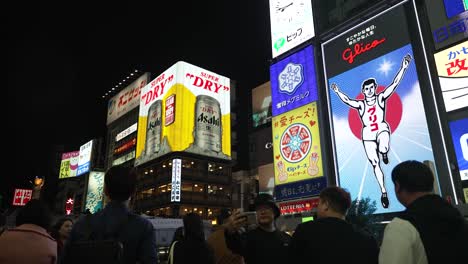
[12, 189, 32, 206]
[171, 158, 182, 202]
[322, 4, 439, 214]
[85, 171, 105, 214]
[270, 45, 325, 201]
[449, 118, 468, 182]
[424, 0, 468, 50]
[135, 62, 231, 166]
[77, 140, 93, 176]
[269, 0, 315, 58]
[433, 41, 468, 112]
[59, 151, 80, 179]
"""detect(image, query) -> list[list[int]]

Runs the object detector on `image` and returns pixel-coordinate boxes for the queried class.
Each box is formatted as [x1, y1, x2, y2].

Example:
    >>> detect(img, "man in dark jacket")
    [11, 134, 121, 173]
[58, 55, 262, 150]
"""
[289, 186, 379, 264]
[380, 160, 468, 264]
[62, 165, 157, 264]
[224, 193, 291, 264]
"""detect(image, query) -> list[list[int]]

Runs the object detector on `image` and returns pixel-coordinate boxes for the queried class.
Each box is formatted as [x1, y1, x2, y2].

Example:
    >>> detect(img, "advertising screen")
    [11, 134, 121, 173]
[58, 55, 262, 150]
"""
[135, 61, 231, 166]
[107, 73, 150, 125]
[59, 151, 80, 179]
[449, 118, 468, 181]
[252, 82, 272, 128]
[322, 4, 438, 214]
[272, 103, 323, 186]
[424, 0, 468, 50]
[270, 45, 318, 117]
[77, 140, 93, 176]
[269, 0, 315, 58]
[433, 41, 468, 112]
[85, 171, 105, 214]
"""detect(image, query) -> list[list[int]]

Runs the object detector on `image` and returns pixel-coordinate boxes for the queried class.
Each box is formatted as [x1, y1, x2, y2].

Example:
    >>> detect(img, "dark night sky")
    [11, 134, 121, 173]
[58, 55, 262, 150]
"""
[5, 1, 271, 201]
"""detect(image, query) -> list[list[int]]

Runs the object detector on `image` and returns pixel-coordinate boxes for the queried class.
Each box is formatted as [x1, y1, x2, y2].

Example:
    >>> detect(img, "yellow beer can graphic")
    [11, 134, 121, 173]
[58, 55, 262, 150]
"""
[135, 62, 231, 166]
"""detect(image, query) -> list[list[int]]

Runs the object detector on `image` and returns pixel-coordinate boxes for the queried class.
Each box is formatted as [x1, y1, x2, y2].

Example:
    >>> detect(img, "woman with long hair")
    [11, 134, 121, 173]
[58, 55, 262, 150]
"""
[169, 213, 214, 264]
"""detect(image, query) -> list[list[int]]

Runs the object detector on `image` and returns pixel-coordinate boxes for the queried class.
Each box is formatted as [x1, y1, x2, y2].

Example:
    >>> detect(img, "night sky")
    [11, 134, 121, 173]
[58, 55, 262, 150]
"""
[6, 1, 271, 203]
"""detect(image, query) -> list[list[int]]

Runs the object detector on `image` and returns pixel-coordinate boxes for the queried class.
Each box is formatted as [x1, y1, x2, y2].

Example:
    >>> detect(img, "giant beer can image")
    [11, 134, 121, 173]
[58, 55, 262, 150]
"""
[193, 95, 222, 153]
[145, 100, 163, 156]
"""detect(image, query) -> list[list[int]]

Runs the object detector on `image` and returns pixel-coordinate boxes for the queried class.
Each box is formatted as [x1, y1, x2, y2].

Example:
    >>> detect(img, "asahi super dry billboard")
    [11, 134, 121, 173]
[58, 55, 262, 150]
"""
[135, 62, 231, 166]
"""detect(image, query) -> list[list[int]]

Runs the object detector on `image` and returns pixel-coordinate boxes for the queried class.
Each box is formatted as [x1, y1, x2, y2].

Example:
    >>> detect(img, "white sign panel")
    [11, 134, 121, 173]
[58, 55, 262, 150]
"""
[171, 158, 182, 202]
[269, 0, 315, 58]
[433, 41, 468, 112]
[115, 123, 138, 142]
[107, 73, 150, 125]
[77, 140, 93, 175]
[112, 150, 136, 166]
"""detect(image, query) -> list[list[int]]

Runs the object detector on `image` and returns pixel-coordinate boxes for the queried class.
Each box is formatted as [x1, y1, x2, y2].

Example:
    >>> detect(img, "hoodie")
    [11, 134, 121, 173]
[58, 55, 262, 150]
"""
[381, 194, 467, 264]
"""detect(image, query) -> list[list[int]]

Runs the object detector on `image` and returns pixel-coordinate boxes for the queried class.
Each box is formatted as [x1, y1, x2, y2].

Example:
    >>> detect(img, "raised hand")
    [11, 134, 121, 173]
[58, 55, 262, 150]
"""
[277, 161, 288, 182]
[402, 54, 412, 68]
[331, 83, 339, 93]
[225, 208, 248, 234]
[307, 153, 320, 176]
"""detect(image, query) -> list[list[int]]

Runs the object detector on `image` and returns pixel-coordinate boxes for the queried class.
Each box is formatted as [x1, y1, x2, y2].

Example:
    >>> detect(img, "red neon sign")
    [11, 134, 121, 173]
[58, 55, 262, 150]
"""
[65, 198, 74, 215]
[279, 198, 319, 215]
[12, 189, 33, 206]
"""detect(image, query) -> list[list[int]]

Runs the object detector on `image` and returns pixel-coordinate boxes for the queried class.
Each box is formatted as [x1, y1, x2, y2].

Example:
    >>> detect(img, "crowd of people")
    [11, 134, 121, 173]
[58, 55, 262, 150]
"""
[0, 161, 466, 264]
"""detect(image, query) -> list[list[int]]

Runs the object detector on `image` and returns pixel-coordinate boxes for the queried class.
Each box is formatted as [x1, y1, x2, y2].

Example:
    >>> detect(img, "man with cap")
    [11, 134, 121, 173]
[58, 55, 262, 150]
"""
[224, 193, 291, 264]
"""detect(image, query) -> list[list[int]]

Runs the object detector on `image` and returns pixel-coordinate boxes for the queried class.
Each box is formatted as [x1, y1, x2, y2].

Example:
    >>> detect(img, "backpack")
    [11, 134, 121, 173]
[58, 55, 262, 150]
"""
[64, 214, 131, 264]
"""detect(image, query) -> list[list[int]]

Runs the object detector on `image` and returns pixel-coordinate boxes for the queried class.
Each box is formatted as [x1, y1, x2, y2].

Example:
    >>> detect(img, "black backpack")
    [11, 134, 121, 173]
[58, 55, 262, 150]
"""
[64, 214, 131, 264]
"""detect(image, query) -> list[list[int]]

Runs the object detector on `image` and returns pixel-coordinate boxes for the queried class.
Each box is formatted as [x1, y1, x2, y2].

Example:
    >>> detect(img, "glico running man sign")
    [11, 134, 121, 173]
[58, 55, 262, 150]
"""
[322, 4, 438, 214]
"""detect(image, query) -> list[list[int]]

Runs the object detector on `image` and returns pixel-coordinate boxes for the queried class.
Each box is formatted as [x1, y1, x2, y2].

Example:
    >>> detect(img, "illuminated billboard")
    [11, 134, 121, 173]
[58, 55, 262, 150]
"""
[449, 118, 468, 181]
[115, 123, 138, 142]
[272, 103, 323, 186]
[252, 82, 272, 128]
[107, 73, 150, 125]
[433, 41, 468, 112]
[85, 171, 105, 214]
[424, 0, 468, 50]
[270, 45, 318, 117]
[59, 151, 80, 179]
[77, 140, 93, 176]
[269, 0, 315, 58]
[135, 61, 231, 166]
[322, 4, 438, 214]
[12, 189, 32, 206]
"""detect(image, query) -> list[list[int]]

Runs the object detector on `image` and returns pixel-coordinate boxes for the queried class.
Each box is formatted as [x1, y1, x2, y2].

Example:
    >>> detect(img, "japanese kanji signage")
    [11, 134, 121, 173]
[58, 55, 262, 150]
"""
[274, 177, 326, 201]
[65, 197, 74, 215]
[270, 45, 318, 116]
[424, 0, 468, 50]
[272, 102, 323, 188]
[433, 41, 468, 112]
[171, 158, 182, 202]
[59, 151, 80, 179]
[12, 189, 32, 206]
[322, 4, 438, 214]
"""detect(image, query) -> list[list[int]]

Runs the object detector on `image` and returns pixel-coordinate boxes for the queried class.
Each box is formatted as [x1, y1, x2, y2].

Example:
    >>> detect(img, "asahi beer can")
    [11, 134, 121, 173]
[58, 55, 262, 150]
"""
[194, 95, 222, 153]
[145, 100, 163, 156]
